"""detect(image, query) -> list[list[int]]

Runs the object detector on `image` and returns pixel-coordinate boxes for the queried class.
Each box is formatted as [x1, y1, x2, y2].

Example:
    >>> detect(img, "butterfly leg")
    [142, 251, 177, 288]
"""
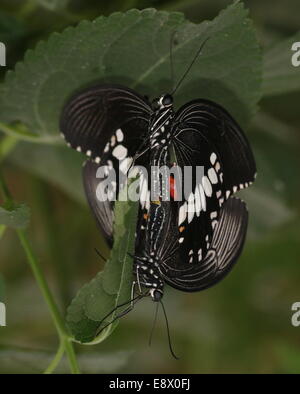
[115, 280, 142, 319]
[136, 266, 142, 294]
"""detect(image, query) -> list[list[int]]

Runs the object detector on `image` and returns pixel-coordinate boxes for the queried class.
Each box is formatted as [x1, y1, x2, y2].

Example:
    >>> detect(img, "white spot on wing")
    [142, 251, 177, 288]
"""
[116, 129, 124, 142]
[210, 152, 217, 165]
[112, 145, 128, 160]
[208, 168, 218, 184]
[178, 202, 187, 226]
[198, 248, 202, 261]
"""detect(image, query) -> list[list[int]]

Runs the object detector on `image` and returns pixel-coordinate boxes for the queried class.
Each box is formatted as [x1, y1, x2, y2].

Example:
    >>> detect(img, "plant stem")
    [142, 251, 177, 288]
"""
[16, 229, 80, 374]
[64, 337, 80, 374]
[44, 342, 65, 374]
[17, 229, 66, 336]
[0, 160, 80, 374]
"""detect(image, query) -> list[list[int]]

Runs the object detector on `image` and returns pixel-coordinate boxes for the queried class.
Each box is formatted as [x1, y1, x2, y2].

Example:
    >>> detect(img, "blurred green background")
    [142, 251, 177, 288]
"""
[0, 0, 300, 374]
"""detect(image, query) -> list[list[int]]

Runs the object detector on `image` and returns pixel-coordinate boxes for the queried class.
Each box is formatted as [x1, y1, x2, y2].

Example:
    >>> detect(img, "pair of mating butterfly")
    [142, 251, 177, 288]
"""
[60, 44, 256, 347]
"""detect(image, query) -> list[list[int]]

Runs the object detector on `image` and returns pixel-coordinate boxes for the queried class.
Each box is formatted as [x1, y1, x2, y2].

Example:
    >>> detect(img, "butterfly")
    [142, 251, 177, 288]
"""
[60, 83, 256, 304]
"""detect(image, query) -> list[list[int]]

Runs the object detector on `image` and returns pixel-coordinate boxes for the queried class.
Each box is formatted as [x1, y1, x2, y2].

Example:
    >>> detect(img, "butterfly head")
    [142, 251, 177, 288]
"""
[151, 94, 173, 111]
[150, 288, 163, 302]
[133, 253, 165, 301]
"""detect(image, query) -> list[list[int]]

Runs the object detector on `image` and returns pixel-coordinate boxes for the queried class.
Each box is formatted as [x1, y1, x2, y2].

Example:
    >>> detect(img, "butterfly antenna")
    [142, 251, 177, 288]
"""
[148, 302, 160, 347]
[94, 248, 107, 263]
[171, 37, 210, 96]
[95, 293, 145, 336]
[169, 30, 177, 92]
[160, 299, 179, 360]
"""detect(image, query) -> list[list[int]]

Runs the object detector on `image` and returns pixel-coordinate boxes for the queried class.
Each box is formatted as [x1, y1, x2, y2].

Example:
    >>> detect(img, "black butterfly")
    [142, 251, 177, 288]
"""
[60, 84, 256, 304]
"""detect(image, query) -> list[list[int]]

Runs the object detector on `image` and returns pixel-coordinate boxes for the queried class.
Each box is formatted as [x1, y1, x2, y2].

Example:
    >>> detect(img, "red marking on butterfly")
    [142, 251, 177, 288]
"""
[170, 175, 176, 200]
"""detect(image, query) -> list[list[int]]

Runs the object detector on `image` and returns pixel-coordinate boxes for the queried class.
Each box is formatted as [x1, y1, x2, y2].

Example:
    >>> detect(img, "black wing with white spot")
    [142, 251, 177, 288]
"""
[62, 84, 152, 246]
[160, 197, 248, 292]
[60, 84, 151, 164]
[168, 98, 256, 260]
[170, 133, 223, 259]
[174, 98, 256, 194]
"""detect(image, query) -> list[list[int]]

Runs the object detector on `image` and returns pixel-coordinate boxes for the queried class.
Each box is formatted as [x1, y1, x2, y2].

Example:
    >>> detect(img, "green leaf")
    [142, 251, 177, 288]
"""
[263, 32, 300, 96]
[37, 0, 70, 12]
[66, 194, 139, 344]
[0, 2, 261, 142]
[0, 202, 30, 229]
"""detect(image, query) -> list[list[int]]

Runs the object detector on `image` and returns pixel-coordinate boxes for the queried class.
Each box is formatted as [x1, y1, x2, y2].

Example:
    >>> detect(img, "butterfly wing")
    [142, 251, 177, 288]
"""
[62, 84, 152, 246]
[60, 84, 151, 164]
[82, 159, 114, 247]
[168, 98, 256, 260]
[159, 197, 248, 291]
[173, 98, 256, 194]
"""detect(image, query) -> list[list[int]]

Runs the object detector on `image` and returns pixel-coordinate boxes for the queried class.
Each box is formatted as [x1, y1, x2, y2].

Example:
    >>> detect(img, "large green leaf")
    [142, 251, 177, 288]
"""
[0, 202, 30, 229]
[263, 31, 300, 96]
[0, 2, 261, 143]
[66, 193, 138, 344]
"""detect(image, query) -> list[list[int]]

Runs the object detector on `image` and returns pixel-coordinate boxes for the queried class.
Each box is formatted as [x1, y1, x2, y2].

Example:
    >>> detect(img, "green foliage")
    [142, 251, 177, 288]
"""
[0, 202, 30, 229]
[0, 2, 261, 143]
[0, 0, 300, 374]
[67, 193, 139, 343]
